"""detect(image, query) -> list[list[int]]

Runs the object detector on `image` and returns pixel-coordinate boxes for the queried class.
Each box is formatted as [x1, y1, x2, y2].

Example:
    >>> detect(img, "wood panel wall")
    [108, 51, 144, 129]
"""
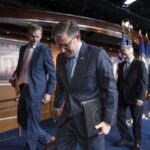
[0, 85, 53, 133]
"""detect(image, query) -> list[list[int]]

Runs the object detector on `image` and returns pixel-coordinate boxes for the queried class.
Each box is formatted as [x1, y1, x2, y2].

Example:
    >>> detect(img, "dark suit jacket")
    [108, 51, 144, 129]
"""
[117, 59, 148, 105]
[54, 42, 118, 137]
[148, 64, 150, 93]
[14, 43, 56, 102]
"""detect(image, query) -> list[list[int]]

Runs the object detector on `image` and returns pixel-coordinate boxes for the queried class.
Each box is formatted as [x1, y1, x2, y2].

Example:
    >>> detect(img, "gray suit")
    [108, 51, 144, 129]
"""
[54, 42, 118, 150]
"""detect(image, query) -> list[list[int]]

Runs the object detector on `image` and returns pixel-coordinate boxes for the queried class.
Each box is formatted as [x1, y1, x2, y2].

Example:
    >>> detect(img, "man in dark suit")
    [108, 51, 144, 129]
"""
[52, 20, 118, 150]
[9, 24, 56, 150]
[117, 45, 148, 150]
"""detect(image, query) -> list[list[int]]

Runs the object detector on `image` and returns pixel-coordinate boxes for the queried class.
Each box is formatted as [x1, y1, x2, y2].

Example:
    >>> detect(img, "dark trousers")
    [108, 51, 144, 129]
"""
[17, 84, 28, 129]
[54, 117, 105, 150]
[117, 100, 143, 144]
[18, 84, 51, 150]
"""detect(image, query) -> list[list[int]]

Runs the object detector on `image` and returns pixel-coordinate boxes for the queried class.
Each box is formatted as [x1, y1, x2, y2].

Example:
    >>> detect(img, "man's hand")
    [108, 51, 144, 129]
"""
[53, 108, 61, 119]
[146, 93, 150, 100]
[42, 94, 51, 104]
[95, 121, 111, 135]
[136, 99, 143, 106]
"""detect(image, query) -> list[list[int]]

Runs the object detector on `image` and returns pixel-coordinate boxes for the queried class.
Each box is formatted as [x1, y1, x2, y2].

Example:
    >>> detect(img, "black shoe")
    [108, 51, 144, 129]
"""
[116, 137, 132, 146]
[133, 143, 141, 150]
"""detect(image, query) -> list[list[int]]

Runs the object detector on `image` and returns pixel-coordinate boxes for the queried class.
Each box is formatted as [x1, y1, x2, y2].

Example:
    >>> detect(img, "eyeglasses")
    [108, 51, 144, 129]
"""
[55, 36, 75, 49]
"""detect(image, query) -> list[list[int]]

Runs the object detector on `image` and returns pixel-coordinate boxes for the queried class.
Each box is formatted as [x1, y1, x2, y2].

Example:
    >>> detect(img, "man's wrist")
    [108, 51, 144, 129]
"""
[53, 108, 61, 112]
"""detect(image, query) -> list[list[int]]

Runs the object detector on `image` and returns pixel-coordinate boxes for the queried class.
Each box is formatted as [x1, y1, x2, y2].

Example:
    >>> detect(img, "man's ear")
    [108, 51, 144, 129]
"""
[76, 34, 80, 40]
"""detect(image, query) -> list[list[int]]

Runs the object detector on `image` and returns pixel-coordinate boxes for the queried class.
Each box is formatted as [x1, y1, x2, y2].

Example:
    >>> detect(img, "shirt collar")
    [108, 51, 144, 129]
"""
[28, 43, 37, 49]
[32, 44, 37, 49]
[126, 56, 134, 64]
[128, 56, 134, 63]
[74, 41, 82, 59]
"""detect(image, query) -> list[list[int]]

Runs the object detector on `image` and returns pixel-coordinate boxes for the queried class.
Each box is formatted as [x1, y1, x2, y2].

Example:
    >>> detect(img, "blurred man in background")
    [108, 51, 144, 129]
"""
[117, 45, 148, 150]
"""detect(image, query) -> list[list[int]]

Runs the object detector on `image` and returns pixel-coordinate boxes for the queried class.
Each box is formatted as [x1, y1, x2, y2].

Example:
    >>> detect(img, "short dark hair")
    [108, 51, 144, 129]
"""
[28, 23, 43, 33]
[52, 20, 80, 38]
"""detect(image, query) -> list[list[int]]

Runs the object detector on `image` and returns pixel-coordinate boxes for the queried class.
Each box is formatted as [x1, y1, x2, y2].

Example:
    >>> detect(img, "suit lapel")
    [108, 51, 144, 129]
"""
[125, 59, 136, 78]
[20, 44, 29, 68]
[121, 62, 125, 79]
[64, 58, 70, 86]
[22, 44, 29, 59]
[71, 42, 87, 85]
[30, 43, 40, 62]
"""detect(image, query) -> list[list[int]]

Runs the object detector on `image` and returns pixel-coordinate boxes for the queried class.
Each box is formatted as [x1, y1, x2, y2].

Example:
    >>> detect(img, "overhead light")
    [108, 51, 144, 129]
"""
[6, 31, 10, 34]
[122, 20, 133, 29]
[124, 0, 137, 5]
[47, 37, 50, 41]
[124, 21, 130, 27]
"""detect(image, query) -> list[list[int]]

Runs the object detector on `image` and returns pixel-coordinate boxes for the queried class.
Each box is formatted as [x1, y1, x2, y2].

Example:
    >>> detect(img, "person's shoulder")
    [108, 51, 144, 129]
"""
[86, 43, 106, 55]
[56, 53, 66, 65]
[118, 61, 125, 67]
[133, 59, 146, 69]
[20, 44, 28, 52]
[20, 44, 28, 49]
[87, 43, 100, 51]
[134, 59, 144, 64]
[38, 43, 49, 50]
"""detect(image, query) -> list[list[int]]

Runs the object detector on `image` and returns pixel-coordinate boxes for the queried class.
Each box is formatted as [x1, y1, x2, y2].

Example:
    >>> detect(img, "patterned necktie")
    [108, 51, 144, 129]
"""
[67, 57, 75, 82]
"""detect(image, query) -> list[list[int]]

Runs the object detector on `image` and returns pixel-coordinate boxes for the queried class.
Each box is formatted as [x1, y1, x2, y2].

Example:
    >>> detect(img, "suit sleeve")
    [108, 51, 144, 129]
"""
[97, 49, 118, 125]
[116, 64, 120, 91]
[137, 61, 148, 100]
[44, 48, 56, 94]
[53, 54, 64, 108]
[148, 64, 150, 93]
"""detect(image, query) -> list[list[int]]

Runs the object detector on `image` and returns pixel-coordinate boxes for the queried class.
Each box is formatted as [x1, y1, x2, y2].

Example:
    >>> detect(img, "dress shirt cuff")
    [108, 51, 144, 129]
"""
[53, 108, 61, 112]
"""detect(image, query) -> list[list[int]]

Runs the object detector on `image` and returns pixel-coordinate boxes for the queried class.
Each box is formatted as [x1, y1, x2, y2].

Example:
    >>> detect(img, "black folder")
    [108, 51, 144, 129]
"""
[81, 98, 103, 137]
